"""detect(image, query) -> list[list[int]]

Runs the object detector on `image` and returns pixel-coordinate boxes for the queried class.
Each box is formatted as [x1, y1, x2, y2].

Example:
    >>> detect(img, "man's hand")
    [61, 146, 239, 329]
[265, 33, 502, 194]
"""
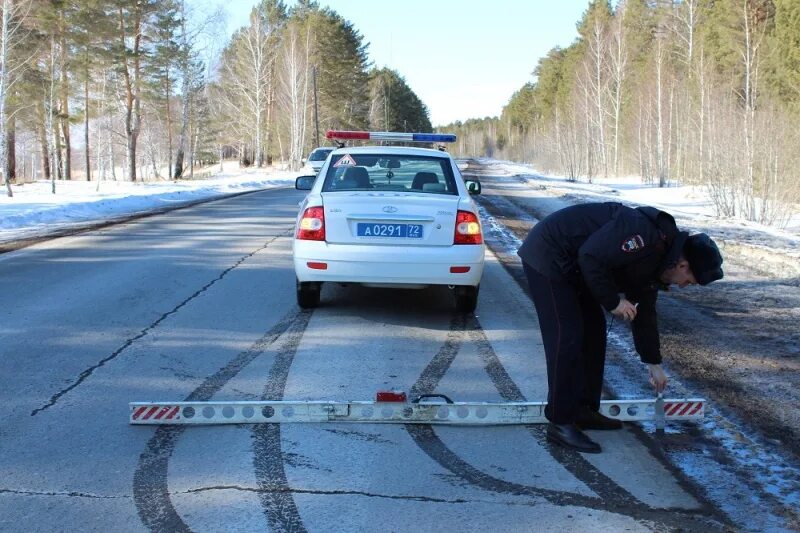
[611, 298, 638, 321]
[648, 364, 668, 394]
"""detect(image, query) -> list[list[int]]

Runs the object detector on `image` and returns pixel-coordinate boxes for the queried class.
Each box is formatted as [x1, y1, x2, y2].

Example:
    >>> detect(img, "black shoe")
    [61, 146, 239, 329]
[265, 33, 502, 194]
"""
[546, 423, 602, 453]
[575, 407, 623, 430]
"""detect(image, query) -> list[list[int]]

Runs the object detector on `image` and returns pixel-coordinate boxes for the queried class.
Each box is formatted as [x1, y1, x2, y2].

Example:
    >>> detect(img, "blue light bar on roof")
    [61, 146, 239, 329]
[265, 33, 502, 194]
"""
[412, 133, 457, 143]
[326, 130, 456, 143]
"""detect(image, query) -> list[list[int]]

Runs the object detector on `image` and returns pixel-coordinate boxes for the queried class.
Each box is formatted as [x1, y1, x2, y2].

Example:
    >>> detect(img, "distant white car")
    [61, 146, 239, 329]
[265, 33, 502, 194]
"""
[303, 147, 335, 174]
[293, 130, 485, 312]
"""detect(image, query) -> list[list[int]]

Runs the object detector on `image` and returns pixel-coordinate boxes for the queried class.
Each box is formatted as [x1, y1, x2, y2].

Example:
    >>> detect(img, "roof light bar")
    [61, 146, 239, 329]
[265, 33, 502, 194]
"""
[326, 130, 456, 143]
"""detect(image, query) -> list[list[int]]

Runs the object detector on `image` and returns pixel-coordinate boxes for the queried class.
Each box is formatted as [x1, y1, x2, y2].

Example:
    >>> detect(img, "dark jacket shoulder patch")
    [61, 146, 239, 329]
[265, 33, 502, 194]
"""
[621, 234, 645, 253]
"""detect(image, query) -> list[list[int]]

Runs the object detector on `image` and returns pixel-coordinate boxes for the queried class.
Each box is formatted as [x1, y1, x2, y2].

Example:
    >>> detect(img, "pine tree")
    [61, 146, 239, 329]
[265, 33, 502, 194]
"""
[772, 0, 800, 106]
[172, 0, 220, 178]
[368, 68, 431, 133]
[109, 0, 164, 181]
[71, 0, 117, 181]
[291, 2, 370, 146]
[146, 0, 180, 179]
[501, 82, 537, 133]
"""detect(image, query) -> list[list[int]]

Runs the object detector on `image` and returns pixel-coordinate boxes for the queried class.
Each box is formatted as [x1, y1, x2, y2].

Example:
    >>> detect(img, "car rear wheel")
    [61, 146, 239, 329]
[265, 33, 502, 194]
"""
[454, 285, 479, 313]
[297, 280, 321, 308]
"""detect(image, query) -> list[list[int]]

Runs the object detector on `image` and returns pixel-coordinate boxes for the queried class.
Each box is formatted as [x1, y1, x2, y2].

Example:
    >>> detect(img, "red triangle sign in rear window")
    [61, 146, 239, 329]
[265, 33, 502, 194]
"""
[333, 154, 356, 167]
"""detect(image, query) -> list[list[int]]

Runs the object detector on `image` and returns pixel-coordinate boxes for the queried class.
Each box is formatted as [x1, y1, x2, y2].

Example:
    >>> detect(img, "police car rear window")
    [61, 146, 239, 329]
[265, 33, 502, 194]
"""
[321, 154, 458, 194]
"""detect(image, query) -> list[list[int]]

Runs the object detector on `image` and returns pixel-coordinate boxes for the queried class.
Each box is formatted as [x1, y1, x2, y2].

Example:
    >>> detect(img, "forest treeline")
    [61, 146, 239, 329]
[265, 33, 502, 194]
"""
[3, 0, 797, 228]
[0, 0, 432, 197]
[440, 0, 800, 227]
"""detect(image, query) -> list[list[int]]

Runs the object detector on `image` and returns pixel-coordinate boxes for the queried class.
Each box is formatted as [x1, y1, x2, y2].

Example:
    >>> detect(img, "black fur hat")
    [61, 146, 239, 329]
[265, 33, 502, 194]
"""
[684, 233, 724, 285]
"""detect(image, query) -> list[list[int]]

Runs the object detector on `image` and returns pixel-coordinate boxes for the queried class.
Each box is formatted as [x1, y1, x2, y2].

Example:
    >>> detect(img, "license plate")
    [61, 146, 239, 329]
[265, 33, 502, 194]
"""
[356, 223, 423, 238]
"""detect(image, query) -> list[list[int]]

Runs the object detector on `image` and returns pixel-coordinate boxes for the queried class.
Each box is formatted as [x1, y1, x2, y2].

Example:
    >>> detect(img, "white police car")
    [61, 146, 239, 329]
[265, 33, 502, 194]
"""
[293, 130, 485, 312]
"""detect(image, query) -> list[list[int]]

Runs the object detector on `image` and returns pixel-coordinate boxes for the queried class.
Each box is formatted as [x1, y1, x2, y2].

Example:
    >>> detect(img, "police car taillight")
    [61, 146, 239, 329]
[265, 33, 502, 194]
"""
[454, 210, 482, 245]
[296, 207, 325, 241]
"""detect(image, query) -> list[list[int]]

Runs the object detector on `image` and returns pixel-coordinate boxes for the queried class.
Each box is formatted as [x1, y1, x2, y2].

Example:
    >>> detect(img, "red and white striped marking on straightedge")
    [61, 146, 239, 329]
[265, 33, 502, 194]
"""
[129, 392, 706, 426]
[131, 405, 180, 423]
[663, 400, 705, 419]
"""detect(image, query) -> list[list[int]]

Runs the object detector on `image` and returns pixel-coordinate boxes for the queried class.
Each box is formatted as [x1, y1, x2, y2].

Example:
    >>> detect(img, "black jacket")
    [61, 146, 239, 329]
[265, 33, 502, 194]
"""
[517, 202, 686, 364]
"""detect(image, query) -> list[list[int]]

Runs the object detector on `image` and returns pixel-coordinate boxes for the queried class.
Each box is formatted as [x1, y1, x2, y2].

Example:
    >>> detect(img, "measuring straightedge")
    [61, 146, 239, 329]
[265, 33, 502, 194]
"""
[130, 391, 705, 428]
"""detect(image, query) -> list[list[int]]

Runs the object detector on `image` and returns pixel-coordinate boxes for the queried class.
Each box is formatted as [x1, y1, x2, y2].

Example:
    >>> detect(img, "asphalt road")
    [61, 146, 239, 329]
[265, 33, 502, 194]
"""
[0, 186, 730, 532]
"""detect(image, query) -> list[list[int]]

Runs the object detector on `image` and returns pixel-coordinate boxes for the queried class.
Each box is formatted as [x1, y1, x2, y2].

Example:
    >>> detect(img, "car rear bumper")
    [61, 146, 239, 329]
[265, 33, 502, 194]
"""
[294, 241, 484, 286]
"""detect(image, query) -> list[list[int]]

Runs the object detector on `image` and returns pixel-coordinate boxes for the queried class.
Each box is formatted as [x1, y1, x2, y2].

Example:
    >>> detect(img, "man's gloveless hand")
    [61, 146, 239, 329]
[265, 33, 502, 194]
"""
[648, 364, 668, 393]
[611, 298, 638, 321]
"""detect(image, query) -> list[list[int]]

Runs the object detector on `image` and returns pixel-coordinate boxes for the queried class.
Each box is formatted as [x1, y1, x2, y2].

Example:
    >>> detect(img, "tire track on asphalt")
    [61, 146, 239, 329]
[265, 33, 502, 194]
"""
[464, 321, 633, 504]
[405, 310, 724, 529]
[31, 231, 291, 417]
[251, 311, 312, 533]
[133, 309, 304, 533]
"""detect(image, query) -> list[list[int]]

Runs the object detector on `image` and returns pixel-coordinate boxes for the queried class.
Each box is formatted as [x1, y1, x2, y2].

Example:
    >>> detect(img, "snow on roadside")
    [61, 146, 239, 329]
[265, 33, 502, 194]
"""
[0, 166, 297, 244]
[3, 157, 798, 280]
[476, 158, 800, 279]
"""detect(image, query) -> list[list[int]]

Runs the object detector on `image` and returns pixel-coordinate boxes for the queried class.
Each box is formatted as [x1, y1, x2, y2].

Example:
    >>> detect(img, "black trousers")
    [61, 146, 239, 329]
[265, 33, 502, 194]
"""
[524, 263, 607, 424]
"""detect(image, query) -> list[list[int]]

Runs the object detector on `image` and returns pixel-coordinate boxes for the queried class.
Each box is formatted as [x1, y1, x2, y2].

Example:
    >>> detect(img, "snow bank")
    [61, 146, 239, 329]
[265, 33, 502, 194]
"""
[0, 166, 297, 243]
[475, 159, 800, 278]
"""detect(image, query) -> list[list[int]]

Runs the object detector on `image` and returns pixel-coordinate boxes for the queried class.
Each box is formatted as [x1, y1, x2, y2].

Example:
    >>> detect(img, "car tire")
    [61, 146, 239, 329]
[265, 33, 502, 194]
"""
[454, 285, 479, 313]
[297, 280, 321, 308]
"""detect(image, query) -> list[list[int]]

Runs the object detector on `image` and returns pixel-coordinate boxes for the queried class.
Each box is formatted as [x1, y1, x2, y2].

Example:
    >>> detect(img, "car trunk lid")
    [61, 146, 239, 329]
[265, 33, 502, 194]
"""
[321, 192, 460, 246]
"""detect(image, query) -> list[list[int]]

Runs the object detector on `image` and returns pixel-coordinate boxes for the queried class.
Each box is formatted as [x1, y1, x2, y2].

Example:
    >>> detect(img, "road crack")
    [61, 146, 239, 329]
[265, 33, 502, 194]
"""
[180, 485, 475, 504]
[30, 231, 291, 417]
[0, 488, 130, 500]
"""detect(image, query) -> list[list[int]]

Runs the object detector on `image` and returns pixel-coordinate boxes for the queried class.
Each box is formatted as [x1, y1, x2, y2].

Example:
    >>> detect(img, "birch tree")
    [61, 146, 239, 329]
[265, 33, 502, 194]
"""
[587, 5, 610, 177]
[173, 0, 190, 177]
[739, 0, 769, 221]
[0, 0, 32, 197]
[278, 20, 310, 170]
[57, 5, 71, 180]
[608, 7, 628, 176]
[654, 30, 668, 187]
[216, 1, 283, 168]
[45, 35, 58, 192]
[574, 1, 612, 178]
[0, 0, 14, 196]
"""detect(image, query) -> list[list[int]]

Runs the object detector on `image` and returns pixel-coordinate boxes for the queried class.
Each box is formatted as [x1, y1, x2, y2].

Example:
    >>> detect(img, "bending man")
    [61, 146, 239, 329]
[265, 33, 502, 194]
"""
[517, 202, 723, 453]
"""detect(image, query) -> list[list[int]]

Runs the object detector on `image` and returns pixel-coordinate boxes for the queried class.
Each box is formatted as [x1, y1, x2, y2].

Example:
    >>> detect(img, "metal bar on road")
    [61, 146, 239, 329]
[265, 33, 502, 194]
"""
[130, 398, 705, 426]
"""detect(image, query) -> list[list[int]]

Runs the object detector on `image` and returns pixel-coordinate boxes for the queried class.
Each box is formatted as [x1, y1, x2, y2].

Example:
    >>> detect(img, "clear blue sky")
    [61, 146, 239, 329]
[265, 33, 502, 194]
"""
[218, 0, 591, 126]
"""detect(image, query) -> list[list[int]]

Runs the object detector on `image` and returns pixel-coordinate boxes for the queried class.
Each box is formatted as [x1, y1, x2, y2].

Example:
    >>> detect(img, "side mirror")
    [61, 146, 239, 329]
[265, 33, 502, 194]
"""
[301, 158, 307, 164]
[465, 180, 481, 195]
[295, 175, 316, 190]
